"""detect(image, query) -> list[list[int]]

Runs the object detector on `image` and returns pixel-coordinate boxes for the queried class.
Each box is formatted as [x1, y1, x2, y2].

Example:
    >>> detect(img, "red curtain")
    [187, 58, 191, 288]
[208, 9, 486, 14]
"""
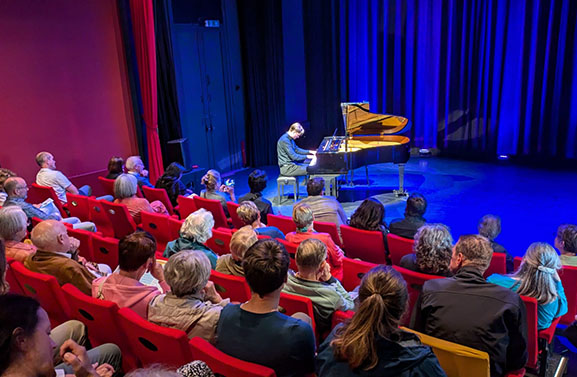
[129, 0, 163, 182]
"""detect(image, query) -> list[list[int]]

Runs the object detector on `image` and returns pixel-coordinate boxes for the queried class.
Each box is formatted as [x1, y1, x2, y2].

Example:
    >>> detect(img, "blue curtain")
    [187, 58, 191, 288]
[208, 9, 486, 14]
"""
[341, 0, 577, 158]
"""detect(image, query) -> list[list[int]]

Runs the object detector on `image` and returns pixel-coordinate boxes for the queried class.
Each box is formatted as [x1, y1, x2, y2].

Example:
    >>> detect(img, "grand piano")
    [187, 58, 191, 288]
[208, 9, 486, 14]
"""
[307, 102, 411, 196]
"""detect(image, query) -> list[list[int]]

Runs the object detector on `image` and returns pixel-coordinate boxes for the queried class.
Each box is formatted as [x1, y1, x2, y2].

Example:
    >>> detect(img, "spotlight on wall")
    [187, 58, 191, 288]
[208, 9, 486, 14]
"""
[497, 154, 509, 160]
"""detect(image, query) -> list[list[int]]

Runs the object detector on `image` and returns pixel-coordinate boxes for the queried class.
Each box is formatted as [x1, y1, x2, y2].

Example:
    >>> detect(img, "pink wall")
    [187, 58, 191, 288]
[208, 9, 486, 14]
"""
[0, 0, 137, 189]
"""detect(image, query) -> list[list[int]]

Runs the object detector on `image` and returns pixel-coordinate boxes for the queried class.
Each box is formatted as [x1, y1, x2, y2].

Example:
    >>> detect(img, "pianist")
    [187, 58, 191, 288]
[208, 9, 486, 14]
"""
[277, 122, 316, 177]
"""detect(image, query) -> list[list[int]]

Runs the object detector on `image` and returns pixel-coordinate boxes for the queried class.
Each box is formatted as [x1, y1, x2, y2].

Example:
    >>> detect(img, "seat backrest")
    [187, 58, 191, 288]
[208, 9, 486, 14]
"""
[387, 233, 415, 266]
[205, 228, 233, 256]
[313, 221, 343, 248]
[513, 256, 522, 271]
[91, 234, 120, 270]
[101, 201, 137, 238]
[401, 327, 491, 377]
[340, 225, 387, 264]
[279, 292, 316, 335]
[67, 228, 94, 260]
[189, 337, 276, 377]
[483, 252, 507, 278]
[117, 307, 193, 368]
[177, 195, 197, 219]
[210, 270, 251, 302]
[10, 261, 70, 327]
[66, 193, 91, 222]
[88, 198, 115, 237]
[168, 218, 184, 240]
[61, 284, 140, 371]
[30, 183, 67, 218]
[559, 265, 577, 325]
[392, 265, 444, 324]
[341, 257, 377, 291]
[331, 310, 355, 329]
[140, 211, 172, 252]
[194, 196, 229, 229]
[98, 177, 116, 197]
[5, 258, 24, 295]
[520, 295, 538, 369]
[266, 214, 296, 235]
[276, 238, 299, 272]
[142, 186, 174, 215]
[227, 201, 245, 229]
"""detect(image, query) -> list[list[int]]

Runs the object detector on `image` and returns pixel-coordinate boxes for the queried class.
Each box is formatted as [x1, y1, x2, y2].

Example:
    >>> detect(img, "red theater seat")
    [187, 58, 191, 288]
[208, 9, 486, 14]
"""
[267, 214, 296, 235]
[210, 270, 251, 303]
[387, 233, 415, 266]
[313, 221, 343, 248]
[341, 225, 387, 264]
[194, 196, 230, 229]
[101, 201, 137, 238]
[142, 186, 175, 215]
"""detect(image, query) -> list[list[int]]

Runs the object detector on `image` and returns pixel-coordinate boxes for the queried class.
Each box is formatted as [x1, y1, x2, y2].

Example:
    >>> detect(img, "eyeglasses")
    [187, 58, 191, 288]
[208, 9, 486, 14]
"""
[16, 186, 29, 190]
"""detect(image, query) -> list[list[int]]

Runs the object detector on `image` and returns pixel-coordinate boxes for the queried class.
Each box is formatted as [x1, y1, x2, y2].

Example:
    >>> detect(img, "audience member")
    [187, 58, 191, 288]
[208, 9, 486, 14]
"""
[236, 201, 285, 239]
[349, 198, 390, 263]
[237, 169, 274, 224]
[0, 168, 16, 206]
[126, 155, 153, 188]
[286, 203, 344, 280]
[35, 151, 92, 203]
[0, 239, 8, 295]
[148, 250, 229, 342]
[4, 177, 97, 232]
[277, 122, 315, 177]
[164, 209, 218, 267]
[389, 193, 427, 239]
[0, 207, 37, 262]
[155, 162, 193, 207]
[200, 169, 235, 217]
[478, 214, 513, 273]
[215, 239, 315, 377]
[105, 156, 124, 180]
[488, 242, 567, 330]
[413, 234, 527, 377]
[298, 177, 347, 230]
[555, 224, 577, 266]
[399, 224, 453, 276]
[215, 225, 258, 276]
[283, 239, 354, 332]
[114, 174, 168, 224]
[0, 294, 121, 377]
[93, 231, 170, 318]
[317, 265, 446, 377]
[24, 220, 108, 295]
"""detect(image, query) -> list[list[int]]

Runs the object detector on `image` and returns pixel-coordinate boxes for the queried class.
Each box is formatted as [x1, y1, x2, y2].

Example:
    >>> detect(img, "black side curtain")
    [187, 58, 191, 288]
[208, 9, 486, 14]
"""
[154, 0, 184, 167]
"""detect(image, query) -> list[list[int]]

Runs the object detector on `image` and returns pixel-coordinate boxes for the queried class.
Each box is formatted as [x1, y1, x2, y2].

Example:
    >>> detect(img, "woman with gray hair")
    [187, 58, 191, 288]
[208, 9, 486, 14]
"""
[164, 209, 218, 268]
[0, 206, 37, 262]
[148, 250, 229, 342]
[488, 242, 568, 329]
[399, 224, 453, 276]
[113, 173, 168, 224]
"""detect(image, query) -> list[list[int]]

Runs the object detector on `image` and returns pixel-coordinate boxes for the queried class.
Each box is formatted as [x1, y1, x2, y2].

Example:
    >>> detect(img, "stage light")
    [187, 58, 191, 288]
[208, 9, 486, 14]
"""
[498, 154, 509, 160]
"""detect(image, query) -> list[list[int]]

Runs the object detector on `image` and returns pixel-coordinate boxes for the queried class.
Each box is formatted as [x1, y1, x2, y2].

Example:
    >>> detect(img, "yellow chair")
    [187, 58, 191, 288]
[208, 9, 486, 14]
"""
[401, 327, 490, 377]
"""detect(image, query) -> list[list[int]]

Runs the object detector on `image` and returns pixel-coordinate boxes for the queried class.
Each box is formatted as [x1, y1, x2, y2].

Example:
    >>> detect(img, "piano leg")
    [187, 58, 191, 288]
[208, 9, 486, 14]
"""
[394, 163, 408, 197]
[365, 166, 369, 185]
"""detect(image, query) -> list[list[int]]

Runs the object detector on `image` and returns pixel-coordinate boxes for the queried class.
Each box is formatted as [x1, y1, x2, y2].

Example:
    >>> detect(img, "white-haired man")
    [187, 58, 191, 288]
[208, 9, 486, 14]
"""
[125, 155, 154, 188]
[35, 152, 92, 203]
[277, 122, 316, 177]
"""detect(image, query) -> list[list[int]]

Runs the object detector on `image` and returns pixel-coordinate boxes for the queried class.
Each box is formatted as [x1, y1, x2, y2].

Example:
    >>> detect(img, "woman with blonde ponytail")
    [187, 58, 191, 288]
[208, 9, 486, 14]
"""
[488, 242, 567, 329]
[316, 265, 446, 376]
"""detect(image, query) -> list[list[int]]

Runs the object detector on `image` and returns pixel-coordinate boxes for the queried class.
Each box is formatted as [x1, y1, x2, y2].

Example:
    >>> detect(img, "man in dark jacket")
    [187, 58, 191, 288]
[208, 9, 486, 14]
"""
[277, 122, 315, 177]
[389, 193, 427, 239]
[412, 234, 528, 377]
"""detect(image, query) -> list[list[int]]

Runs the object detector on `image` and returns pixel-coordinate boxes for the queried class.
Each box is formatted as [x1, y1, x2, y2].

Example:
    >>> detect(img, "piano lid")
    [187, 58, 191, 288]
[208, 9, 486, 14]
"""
[341, 102, 410, 136]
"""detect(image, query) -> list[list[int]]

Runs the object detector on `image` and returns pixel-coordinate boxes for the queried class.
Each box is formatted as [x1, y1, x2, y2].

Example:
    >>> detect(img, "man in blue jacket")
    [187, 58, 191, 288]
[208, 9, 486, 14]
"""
[277, 122, 315, 177]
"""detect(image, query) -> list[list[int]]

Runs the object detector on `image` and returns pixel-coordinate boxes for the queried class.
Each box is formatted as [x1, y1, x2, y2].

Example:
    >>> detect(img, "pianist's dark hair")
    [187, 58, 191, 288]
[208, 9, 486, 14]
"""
[349, 198, 386, 231]
[306, 177, 325, 196]
[248, 170, 267, 194]
[405, 193, 427, 218]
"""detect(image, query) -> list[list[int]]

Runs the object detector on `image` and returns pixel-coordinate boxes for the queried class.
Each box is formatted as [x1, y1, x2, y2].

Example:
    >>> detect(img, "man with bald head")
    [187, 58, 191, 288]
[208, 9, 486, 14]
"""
[3, 177, 96, 232]
[24, 220, 105, 295]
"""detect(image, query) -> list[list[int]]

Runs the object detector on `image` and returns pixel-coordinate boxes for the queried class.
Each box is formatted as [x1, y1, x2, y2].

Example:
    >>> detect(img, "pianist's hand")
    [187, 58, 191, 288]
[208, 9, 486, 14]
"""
[308, 150, 317, 155]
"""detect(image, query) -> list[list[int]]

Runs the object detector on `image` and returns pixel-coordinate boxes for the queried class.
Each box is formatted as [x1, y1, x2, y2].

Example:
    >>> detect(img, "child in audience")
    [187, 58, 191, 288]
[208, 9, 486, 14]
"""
[478, 214, 513, 273]
[399, 224, 453, 276]
[283, 239, 354, 333]
[555, 224, 577, 266]
[316, 265, 446, 376]
[215, 239, 315, 377]
[488, 242, 567, 330]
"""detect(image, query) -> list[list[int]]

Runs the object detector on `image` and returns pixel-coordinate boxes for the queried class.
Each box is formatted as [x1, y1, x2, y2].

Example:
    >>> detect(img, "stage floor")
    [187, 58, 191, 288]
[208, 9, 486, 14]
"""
[227, 156, 577, 259]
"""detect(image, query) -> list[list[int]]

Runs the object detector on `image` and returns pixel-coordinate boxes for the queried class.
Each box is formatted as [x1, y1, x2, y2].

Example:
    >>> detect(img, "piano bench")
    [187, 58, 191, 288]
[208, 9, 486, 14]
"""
[277, 176, 299, 204]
